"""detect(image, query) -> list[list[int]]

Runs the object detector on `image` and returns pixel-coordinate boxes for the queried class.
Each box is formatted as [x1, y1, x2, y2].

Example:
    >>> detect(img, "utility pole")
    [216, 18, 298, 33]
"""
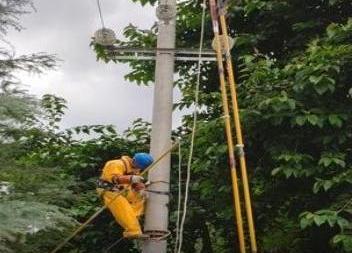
[96, 3, 215, 252]
[142, 1, 177, 253]
[99, 2, 214, 251]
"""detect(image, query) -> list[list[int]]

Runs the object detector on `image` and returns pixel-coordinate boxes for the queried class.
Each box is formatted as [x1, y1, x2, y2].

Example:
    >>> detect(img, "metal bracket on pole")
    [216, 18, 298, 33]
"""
[145, 189, 171, 196]
[101, 45, 217, 62]
[156, 4, 176, 24]
[144, 230, 170, 240]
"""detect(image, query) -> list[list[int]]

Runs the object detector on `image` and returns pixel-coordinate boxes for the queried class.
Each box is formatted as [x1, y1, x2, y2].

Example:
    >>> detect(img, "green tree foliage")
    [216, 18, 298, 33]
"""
[1, 92, 152, 252]
[3, 0, 352, 252]
[239, 20, 352, 253]
[94, 0, 352, 252]
[0, 1, 143, 252]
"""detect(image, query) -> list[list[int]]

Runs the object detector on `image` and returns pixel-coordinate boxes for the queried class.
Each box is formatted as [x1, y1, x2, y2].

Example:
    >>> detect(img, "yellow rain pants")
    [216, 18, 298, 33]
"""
[98, 156, 145, 238]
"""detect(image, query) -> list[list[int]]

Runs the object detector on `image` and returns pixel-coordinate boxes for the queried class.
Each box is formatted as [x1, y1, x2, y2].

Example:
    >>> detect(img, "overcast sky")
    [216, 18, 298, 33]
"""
[8, 0, 185, 132]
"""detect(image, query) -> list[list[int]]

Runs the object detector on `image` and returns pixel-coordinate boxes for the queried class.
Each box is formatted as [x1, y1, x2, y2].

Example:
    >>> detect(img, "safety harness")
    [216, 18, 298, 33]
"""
[97, 158, 170, 197]
[96, 178, 123, 191]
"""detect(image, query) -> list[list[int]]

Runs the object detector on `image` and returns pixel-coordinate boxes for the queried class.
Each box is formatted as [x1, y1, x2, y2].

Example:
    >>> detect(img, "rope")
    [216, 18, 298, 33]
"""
[173, 141, 182, 253]
[176, 1, 207, 252]
[96, 0, 105, 28]
[105, 229, 171, 253]
[49, 203, 108, 253]
[49, 142, 179, 253]
[156, 230, 171, 241]
[104, 237, 125, 253]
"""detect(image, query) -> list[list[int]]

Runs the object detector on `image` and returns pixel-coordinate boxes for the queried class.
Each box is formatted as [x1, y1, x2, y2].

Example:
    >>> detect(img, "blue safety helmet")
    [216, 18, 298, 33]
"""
[133, 153, 154, 170]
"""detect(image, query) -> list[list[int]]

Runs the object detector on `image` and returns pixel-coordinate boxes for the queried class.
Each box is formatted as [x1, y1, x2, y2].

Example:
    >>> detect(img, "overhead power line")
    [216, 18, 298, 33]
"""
[96, 0, 105, 28]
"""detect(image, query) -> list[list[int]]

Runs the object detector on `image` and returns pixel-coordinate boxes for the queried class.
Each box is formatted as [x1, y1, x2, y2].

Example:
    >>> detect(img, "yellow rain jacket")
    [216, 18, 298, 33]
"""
[98, 156, 145, 238]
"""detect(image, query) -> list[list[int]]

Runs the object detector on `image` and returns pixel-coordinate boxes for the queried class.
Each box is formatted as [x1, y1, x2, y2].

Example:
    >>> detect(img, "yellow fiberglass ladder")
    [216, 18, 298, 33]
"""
[209, 0, 258, 252]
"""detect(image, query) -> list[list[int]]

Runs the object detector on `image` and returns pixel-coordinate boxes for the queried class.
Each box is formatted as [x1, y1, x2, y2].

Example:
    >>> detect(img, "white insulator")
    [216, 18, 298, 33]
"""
[93, 28, 116, 46]
[212, 35, 235, 51]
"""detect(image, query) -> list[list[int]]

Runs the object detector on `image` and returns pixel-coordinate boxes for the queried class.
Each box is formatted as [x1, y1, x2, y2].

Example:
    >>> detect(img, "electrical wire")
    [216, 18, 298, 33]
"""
[96, 0, 105, 28]
[176, 1, 207, 252]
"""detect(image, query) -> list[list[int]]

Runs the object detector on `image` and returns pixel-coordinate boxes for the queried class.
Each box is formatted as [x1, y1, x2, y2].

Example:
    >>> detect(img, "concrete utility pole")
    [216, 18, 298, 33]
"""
[142, 1, 177, 253]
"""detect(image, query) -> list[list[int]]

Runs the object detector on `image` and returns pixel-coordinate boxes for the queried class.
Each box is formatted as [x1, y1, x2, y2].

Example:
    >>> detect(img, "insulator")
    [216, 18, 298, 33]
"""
[93, 28, 116, 46]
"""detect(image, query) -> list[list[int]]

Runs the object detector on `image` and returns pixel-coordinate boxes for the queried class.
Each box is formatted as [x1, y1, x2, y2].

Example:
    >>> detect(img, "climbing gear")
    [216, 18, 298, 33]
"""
[148, 180, 169, 185]
[96, 179, 122, 201]
[125, 233, 150, 240]
[49, 141, 179, 253]
[144, 230, 171, 240]
[209, 0, 258, 252]
[133, 153, 154, 170]
[145, 189, 170, 196]
[96, 178, 115, 190]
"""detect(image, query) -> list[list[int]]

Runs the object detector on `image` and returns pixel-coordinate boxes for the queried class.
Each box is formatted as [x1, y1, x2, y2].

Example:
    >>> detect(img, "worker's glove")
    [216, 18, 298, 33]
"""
[132, 182, 145, 192]
[131, 175, 145, 184]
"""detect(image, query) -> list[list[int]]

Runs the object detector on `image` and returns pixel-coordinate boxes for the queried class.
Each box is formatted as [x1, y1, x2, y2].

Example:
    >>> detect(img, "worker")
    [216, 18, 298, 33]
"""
[97, 153, 154, 239]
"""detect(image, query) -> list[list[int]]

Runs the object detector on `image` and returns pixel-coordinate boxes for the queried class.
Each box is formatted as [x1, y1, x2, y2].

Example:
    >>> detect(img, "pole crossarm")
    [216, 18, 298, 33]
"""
[102, 46, 217, 62]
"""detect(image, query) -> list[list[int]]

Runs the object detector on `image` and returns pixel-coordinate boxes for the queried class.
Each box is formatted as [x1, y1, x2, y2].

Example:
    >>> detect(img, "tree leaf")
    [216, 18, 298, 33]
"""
[271, 167, 281, 176]
[328, 115, 343, 127]
[307, 114, 319, 125]
[313, 215, 326, 226]
[295, 115, 306, 126]
[309, 75, 323, 84]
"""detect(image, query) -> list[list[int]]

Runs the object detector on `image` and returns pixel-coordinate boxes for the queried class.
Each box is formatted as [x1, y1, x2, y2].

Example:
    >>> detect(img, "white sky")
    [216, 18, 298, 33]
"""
[7, 0, 185, 132]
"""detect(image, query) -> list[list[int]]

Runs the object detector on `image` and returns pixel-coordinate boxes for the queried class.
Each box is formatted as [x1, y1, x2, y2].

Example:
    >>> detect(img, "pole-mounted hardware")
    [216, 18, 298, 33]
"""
[93, 28, 116, 46]
[156, 4, 176, 23]
[94, 45, 217, 62]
